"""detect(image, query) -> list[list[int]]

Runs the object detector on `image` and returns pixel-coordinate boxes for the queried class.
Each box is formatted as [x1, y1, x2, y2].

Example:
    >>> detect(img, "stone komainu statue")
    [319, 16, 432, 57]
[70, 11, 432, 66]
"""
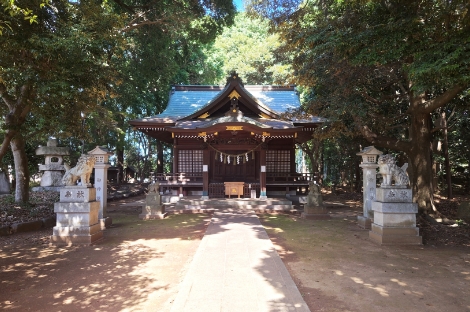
[377, 154, 409, 187]
[148, 181, 160, 194]
[308, 181, 321, 195]
[62, 155, 96, 186]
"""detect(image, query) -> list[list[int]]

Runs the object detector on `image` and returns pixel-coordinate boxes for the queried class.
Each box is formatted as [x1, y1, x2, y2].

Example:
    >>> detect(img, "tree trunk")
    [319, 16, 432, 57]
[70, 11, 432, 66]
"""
[355, 159, 361, 192]
[441, 114, 452, 199]
[408, 111, 435, 214]
[117, 148, 124, 184]
[10, 133, 29, 203]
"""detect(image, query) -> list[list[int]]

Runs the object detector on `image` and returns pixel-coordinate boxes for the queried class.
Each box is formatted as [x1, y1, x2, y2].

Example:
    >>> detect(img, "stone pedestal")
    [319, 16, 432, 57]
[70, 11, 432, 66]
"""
[139, 193, 165, 220]
[50, 186, 103, 245]
[369, 187, 422, 245]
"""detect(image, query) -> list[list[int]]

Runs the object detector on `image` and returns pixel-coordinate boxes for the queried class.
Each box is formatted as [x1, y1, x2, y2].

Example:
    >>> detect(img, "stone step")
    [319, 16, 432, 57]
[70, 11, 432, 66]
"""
[175, 204, 293, 210]
[174, 198, 293, 211]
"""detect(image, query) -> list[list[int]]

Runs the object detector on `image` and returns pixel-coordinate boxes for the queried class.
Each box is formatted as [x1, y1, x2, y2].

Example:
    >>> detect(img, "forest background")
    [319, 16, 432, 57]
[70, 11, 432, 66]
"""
[0, 0, 468, 216]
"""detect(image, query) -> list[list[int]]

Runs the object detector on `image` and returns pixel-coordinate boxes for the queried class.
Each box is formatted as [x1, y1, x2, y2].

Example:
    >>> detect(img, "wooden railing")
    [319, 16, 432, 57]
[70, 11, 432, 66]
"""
[150, 172, 316, 185]
[266, 172, 318, 182]
[209, 183, 225, 198]
[152, 172, 203, 183]
[243, 183, 260, 198]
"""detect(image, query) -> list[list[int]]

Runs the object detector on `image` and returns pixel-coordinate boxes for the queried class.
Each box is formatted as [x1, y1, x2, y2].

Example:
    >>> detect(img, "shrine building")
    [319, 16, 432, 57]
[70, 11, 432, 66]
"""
[129, 74, 324, 199]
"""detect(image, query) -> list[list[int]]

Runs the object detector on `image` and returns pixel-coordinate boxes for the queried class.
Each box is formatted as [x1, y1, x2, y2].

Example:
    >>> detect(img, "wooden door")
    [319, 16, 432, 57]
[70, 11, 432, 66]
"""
[210, 150, 259, 182]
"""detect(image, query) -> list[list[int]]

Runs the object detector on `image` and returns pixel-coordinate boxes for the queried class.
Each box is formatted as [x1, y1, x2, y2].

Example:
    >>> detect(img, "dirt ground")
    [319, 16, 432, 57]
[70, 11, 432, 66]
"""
[0, 197, 211, 311]
[1, 194, 469, 311]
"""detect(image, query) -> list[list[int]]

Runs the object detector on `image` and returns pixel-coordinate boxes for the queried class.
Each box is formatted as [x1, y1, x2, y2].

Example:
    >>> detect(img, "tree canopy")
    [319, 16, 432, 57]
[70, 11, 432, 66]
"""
[208, 12, 292, 85]
[0, 0, 236, 202]
[248, 0, 470, 212]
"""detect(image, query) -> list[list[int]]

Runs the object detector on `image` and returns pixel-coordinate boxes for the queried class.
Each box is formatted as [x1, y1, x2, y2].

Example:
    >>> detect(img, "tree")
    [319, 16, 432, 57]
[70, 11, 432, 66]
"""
[0, 0, 124, 202]
[95, 1, 237, 181]
[208, 12, 292, 85]
[251, 0, 470, 213]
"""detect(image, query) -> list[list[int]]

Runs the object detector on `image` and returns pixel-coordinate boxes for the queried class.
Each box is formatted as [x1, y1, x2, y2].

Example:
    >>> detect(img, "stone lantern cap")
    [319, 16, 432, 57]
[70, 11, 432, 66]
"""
[36, 138, 70, 156]
[88, 146, 113, 164]
[357, 146, 383, 164]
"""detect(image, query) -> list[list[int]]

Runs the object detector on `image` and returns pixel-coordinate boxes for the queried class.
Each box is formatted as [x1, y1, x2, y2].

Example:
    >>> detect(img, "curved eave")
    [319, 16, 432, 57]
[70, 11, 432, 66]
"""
[168, 122, 301, 134]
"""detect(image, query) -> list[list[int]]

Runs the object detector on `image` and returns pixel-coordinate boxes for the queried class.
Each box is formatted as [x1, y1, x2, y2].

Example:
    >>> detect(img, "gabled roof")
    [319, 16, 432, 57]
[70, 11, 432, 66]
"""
[148, 75, 302, 120]
[129, 73, 325, 143]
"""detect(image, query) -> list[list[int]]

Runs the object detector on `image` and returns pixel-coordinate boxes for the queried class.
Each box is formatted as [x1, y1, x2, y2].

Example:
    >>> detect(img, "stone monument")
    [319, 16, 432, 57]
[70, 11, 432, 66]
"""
[356, 146, 383, 229]
[369, 154, 422, 245]
[34, 138, 70, 191]
[301, 182, 329, 219]
[0, 171, 10, 195]
[51, 154, 102, 245]
[88, 146, 113, 230]
[139, 181, 165, 219]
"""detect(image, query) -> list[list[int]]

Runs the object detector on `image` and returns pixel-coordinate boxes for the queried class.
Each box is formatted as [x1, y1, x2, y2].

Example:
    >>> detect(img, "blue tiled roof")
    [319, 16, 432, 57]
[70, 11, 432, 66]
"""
[156, 87, 300, 119]
[158, 90, 222, 118]
[245, 90, 300, 114]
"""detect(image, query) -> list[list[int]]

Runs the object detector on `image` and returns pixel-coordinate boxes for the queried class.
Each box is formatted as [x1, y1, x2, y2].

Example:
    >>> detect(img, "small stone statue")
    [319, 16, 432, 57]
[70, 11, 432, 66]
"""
[148, 181, 160, 194]
[62, 155, 96, 186]
[309, 181, 321, 195]
[377, 154, 409, 187]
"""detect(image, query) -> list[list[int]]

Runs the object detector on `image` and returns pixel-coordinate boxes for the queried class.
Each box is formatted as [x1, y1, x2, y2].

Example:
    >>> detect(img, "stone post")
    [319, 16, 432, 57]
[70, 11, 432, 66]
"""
[88, 146, 113, 230]
[140, 182, 165, 219]
[356, 146, 383, 229]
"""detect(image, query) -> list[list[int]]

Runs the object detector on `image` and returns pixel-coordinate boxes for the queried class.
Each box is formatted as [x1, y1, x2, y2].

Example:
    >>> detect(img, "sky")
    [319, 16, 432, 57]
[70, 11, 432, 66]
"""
[234, 0, 244, 11]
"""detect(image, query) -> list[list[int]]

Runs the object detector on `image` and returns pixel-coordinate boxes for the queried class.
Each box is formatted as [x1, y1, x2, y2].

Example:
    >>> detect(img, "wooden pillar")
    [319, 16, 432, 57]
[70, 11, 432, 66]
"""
[173, 139, 178, 173]
[202, 148, 209, 199]
[260, 149, 267, 199]
[290, 144, 296, 173]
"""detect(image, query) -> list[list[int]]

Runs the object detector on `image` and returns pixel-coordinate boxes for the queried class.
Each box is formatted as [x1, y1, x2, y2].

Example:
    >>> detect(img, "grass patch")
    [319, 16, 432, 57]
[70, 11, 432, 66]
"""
[259, 214, 357, 261]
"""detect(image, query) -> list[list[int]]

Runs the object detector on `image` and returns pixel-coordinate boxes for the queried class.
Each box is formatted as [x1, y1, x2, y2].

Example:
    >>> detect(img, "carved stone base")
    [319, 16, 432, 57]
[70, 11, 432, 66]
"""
[139, 204, 166, 220]
[60, 186, 96, 202]
[301, 212, 331, 220]
[376, 187, 412, 203]
[357, 215, 372, 229]
[51, 200, 102, 245]
[369, 224, 422, 245]
[301, 205, 330, 219]
[370, 190, 421, 245]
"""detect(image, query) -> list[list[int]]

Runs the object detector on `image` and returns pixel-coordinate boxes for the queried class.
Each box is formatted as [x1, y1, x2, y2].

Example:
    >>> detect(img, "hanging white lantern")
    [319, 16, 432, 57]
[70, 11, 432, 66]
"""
[245, 153, 248, 161]
[227, 155, 230, 164]
[237, 156, 240, 164]
[220, 152, 223, 162]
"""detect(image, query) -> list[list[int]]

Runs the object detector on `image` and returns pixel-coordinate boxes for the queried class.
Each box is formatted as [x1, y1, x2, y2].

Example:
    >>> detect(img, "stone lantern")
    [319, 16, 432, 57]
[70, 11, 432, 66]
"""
[356, 146, 383, 229]
[34, 138, 70, 191]
[88, 146, 113, 229]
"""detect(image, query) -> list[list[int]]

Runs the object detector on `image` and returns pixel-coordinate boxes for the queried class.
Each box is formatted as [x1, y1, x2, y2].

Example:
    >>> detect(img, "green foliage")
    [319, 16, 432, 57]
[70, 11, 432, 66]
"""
[249, 0, 470, 211]
[209, 12, 292, 85]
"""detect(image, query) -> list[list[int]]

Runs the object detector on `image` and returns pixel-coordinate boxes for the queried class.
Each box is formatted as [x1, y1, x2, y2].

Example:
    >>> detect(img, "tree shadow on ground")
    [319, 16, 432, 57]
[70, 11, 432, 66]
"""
[259, 214, 470, 312]
[0, 208, 210, 311]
